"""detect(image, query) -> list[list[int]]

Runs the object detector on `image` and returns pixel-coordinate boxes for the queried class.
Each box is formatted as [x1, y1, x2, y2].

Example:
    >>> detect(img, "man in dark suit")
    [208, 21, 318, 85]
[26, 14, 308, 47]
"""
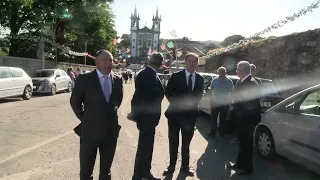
[227, 61, 261, 175]
[70, 49, 123, 180]
[128, 52, 164, 180]
[163, 53, 204, 176]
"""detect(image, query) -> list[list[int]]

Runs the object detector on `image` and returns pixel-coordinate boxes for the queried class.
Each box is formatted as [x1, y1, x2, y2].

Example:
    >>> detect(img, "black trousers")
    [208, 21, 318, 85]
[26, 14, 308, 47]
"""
[133, 122, 156, 178]
[235, 124, 254, 170]
[168, 117, 196, 167]
[80, 126, 120, 180]
[210, 105, 229, 135]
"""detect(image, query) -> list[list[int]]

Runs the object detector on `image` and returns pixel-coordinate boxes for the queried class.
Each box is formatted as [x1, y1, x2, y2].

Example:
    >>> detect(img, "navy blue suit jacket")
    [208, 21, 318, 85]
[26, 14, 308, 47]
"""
[131, 66, 164, 127]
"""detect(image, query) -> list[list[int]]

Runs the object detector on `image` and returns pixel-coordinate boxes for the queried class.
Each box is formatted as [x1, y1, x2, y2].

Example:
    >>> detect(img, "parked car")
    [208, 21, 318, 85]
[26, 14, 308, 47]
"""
[32, 69, 72, 95]
[254, 84, 320, 175]
[0, 66, 33, 100]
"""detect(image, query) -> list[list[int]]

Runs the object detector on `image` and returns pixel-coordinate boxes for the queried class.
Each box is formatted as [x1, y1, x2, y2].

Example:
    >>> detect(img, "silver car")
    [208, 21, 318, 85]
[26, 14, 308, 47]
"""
[32, 69, 72, 95]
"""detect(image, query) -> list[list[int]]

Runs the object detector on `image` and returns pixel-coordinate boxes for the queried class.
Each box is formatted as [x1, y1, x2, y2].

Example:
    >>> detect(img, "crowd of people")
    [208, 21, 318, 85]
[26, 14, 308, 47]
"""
[69, 49, 262, 180]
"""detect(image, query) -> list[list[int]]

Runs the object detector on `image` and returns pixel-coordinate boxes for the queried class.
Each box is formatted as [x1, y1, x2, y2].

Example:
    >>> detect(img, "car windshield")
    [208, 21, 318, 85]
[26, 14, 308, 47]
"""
[35, 70, 54, 77]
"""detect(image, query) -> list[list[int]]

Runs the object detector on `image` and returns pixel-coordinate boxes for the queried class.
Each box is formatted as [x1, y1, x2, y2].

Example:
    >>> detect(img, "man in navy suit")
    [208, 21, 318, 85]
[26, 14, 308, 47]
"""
[163, 53, 204, 176]
[128, 52, 165, 180]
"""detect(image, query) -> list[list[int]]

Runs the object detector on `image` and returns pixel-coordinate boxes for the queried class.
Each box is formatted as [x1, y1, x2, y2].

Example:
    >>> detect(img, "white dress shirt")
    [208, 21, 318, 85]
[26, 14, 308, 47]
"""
[185, 69, 195, 90]
[241, 74, 250, 83]
[96, 69, 112, 94]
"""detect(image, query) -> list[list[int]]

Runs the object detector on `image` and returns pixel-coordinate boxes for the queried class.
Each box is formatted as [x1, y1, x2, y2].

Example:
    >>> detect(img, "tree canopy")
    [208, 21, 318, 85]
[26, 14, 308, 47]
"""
[0, 0, 116, 63]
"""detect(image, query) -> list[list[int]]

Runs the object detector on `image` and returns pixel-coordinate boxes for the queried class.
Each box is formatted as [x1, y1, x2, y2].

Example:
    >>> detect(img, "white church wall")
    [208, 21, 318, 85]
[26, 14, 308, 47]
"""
[131, 32, 137, 57]
[153, 34, 159, 51]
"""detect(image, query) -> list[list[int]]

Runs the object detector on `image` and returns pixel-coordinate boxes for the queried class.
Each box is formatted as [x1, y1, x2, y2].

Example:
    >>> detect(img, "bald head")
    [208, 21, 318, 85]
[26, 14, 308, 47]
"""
[95, 49, 113, 75]
[217, 66, 227, 77]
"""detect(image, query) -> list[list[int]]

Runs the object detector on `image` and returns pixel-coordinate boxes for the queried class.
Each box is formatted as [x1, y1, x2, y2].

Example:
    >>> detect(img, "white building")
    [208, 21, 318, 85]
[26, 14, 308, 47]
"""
[130, 6, 161, 58]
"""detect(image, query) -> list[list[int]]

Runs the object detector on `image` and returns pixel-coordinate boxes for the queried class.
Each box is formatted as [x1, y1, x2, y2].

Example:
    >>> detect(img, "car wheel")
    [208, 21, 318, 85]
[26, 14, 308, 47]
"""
[255, 127, 276, 160]
[22, 85, 32, 100]
[50, 84, 56, 95]
[66, 82, 72, 92]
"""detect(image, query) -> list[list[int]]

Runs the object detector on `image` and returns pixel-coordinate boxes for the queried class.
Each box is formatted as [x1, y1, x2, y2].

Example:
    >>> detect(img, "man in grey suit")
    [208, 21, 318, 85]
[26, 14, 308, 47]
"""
[70, 49, 123, 180]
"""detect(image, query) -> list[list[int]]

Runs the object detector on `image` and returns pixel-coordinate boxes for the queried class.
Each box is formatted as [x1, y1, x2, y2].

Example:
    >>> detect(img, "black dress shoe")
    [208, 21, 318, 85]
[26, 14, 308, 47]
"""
[180, 166, 194, 176]
[237, 169, 253, 175]
[163, 166, 175, 175]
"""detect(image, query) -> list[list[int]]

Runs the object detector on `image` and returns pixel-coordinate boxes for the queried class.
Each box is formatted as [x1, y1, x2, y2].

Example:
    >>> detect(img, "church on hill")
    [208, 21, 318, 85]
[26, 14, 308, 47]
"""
[130, 6, 161, 59]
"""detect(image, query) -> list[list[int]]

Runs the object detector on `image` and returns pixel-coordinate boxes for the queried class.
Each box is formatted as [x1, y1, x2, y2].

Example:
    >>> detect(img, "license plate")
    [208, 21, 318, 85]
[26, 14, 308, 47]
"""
[261, 102, 271, 107]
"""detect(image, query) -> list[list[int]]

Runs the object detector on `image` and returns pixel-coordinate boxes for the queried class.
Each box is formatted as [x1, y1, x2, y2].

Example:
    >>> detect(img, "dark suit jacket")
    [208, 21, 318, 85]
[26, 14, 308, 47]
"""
[233, 75, 261, 131]
[70, 70, 123, 141]
[131, 66, 164, 127]
[165, 70, 204, 120]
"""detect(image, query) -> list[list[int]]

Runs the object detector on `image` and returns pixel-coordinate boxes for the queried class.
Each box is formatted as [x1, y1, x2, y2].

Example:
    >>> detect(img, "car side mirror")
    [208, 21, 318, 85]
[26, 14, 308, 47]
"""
[288, 104, 298, 114]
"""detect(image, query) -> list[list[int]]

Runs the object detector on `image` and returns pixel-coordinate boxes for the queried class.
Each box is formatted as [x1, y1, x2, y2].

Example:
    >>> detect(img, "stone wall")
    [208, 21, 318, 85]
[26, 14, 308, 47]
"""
[0, 56, 96, 77]
[0, 56, 56, 76]
[204, 28, 320, 97]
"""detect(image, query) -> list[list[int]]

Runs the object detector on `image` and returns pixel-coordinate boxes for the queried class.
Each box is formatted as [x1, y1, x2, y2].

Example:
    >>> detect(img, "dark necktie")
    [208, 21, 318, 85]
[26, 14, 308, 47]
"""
[188, 74, 193, 92]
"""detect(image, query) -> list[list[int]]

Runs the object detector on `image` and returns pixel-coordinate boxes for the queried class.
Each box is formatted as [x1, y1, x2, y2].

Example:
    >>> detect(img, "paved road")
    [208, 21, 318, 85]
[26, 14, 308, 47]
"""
[0, 83, 319, 180]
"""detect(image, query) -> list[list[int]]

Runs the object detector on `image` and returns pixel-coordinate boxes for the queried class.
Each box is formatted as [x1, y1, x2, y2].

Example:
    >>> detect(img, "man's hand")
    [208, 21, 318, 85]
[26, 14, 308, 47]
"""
[127, 112, 136, 122]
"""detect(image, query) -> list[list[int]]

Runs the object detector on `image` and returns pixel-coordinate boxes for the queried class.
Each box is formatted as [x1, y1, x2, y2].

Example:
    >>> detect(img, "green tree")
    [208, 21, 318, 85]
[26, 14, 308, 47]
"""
[119, 34, 130, 48]
[220, 34, 245, 47]
[0, 0, 113, 56]
[65, 2, 117, 64]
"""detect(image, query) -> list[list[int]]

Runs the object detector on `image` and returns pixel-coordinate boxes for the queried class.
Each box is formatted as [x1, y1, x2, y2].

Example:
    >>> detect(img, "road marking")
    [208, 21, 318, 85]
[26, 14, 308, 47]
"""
[0, 89, 134, 165]
[0, 131, 74, 164]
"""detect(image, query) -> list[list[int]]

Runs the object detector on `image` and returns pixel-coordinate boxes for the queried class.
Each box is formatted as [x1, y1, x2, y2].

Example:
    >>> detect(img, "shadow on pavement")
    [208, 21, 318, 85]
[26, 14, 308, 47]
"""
[163, 172, 188, 180]
[195, 115, 320, 180]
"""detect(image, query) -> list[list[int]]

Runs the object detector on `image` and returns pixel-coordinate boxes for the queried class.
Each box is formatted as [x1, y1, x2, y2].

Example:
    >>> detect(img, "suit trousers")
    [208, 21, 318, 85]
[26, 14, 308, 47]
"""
[168, 117, 196, 167]
[80, 127, 120, 180]
[133, 121, 156, 178]
[235, 122, 254, 170]
[210, 105, 229, 135]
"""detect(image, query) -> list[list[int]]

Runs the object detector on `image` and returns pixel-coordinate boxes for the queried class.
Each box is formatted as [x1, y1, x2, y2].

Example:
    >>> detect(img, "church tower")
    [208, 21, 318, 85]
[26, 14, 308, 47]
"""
[130, 6, 140, 57]
[152, 7, 161, 52]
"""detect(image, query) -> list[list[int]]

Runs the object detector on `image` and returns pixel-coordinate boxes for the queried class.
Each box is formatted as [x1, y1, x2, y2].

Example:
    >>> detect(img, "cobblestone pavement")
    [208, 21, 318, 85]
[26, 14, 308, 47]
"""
[0, 84, 319, 180]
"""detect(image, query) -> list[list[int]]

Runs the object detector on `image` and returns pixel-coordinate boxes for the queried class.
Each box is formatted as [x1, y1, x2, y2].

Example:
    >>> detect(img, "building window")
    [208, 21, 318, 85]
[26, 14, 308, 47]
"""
[133, 39, 135, 42]
[138, 39, 142, 45]
[148, 40, 151, 46]
[133, 46, 135, 48]
[154, 40, 157, 43]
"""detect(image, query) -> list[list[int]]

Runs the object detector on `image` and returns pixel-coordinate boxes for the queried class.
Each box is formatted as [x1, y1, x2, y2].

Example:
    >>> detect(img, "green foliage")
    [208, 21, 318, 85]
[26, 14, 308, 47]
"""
[0, 0, 114, 57]
[220, 34, 245, 47]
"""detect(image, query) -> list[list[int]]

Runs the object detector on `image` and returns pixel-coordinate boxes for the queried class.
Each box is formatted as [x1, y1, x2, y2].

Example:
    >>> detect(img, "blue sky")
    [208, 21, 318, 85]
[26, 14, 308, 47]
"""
[111, 0, 320, 41]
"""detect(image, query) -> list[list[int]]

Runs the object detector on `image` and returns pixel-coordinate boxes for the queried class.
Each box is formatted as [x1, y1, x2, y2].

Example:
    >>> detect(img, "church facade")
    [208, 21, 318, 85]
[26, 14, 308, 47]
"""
[130, 6, 161, 58]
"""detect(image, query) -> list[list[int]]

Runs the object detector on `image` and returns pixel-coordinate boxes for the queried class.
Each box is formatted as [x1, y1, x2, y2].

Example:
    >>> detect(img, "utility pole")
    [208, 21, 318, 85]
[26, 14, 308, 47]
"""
[37, 39, 45, 69]
[84, 41, 88, 65]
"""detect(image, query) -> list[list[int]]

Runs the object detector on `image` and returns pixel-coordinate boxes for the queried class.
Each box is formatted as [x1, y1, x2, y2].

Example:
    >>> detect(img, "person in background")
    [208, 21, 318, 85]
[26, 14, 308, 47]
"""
[163, 53, 204, 176]
[128, 72, 133, 83]
[128, 52, 165, 180]
[70, 49, 123, 180]
[67, 67, 76, 89]
[207, 66, 234, 138]
[75, 66, 82, 78]
[227, 61, 261, 175]
[250, 64, 262, 85]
